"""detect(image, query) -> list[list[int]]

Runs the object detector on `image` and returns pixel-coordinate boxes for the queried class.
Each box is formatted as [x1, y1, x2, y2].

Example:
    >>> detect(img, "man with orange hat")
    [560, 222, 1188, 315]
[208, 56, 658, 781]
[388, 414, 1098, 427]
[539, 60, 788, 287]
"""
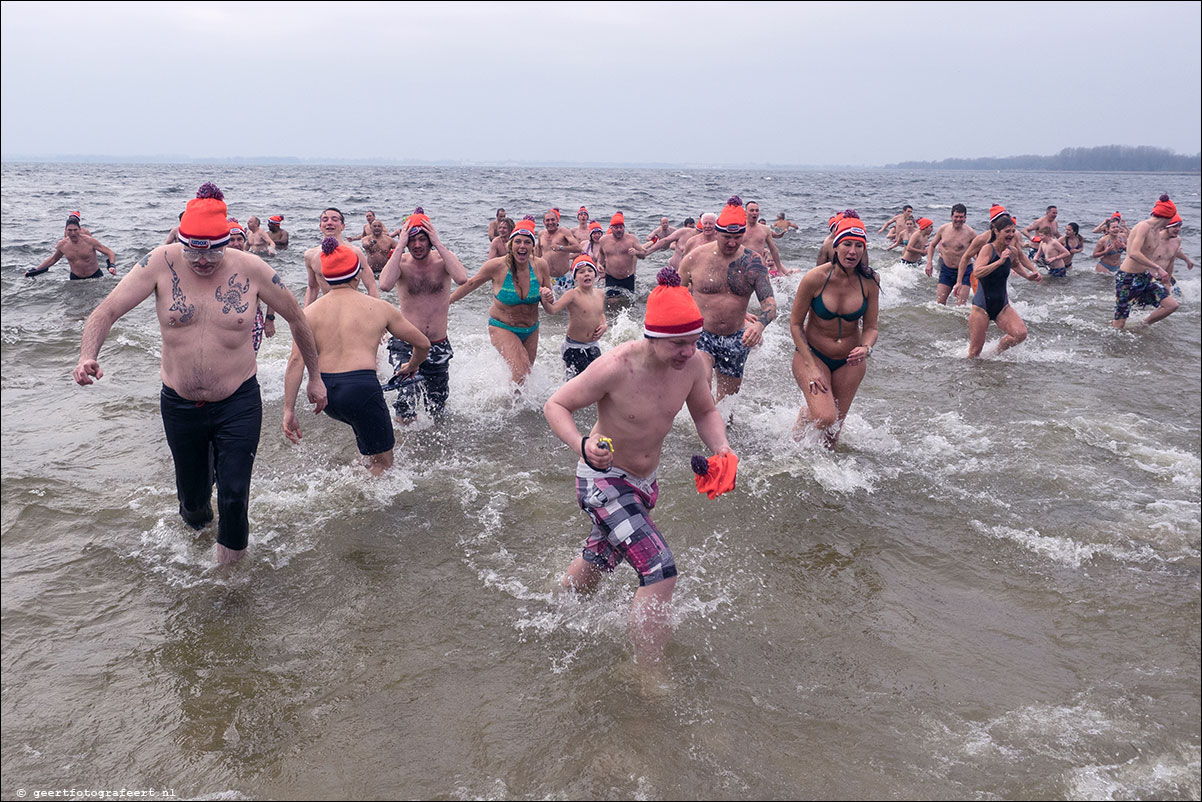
[27, 213, 118, 279]
[1112, 195, 1181, 330]
[266, 215, 289, 250]
[899, 218, 935, 266]
[926, 204, 977, 305]
[538, 208, 583, 296]
[569, 206, 592, 244]
[596, 211, 647, 301]
[543, 266, 733, 667]
[283, 237, 430, 476]
[304, 207, 379, 305]
[378, 208, 469, 422]
[678, 197, 777, 401]
[72, 183, 326, 567]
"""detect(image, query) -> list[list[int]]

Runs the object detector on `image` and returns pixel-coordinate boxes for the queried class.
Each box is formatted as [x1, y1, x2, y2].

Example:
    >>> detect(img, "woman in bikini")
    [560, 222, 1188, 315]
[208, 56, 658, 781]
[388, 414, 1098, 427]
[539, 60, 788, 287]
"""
[967, 213, 1042, 358]
[789, 214, 880, 448]
[450, 217, 553, 384]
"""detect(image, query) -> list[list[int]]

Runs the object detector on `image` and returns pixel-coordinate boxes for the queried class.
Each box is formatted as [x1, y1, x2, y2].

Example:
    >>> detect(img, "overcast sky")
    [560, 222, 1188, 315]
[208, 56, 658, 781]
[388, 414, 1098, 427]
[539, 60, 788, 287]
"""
[2, 1, 1199, 166]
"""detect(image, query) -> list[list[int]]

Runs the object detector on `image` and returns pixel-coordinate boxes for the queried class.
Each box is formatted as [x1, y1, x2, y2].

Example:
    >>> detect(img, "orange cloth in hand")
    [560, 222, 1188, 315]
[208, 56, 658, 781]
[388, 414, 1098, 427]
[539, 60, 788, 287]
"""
[693, 452, 738, 499]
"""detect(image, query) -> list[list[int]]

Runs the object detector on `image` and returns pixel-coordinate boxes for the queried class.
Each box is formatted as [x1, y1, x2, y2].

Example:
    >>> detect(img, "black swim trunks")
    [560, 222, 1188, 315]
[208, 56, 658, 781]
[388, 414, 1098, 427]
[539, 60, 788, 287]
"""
[322, 369, 395, 455]
[604, 273, 635, 299]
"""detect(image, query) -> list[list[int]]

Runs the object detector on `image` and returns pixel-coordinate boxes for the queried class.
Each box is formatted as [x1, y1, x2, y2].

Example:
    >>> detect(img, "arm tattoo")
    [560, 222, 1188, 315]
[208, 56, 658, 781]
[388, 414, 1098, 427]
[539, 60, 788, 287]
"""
[136, 253, 151, 269]
[215, 273, 251, 314]
[271, 272, 284, 288]
[727, 251, 777, 326]
[165, 258, 195, 323]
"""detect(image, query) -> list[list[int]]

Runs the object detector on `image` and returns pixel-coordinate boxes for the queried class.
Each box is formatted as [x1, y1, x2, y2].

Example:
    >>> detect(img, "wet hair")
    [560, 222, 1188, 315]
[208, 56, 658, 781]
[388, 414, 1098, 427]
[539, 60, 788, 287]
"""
[951, 203, 967, 216]
[1047, 205, 1057, 212]
[989, 214, 1015, 242]
[323, 207, 344, 224]
[903, 205, 913, 212]
[682, 217, 696, 227]
[1066, 223, 1079, 236]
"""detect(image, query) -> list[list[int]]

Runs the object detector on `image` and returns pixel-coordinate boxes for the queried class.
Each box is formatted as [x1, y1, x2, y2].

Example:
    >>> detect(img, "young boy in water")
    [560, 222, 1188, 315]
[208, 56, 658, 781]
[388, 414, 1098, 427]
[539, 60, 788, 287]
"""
[541, 255, 608, 379]
[543, 268, 733, 667]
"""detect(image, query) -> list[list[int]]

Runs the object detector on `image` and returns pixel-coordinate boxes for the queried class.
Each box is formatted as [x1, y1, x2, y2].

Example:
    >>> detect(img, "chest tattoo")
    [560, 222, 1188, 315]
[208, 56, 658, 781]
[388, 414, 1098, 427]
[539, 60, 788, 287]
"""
[165, 259, 195, 323]
[216, 273, 251, 314]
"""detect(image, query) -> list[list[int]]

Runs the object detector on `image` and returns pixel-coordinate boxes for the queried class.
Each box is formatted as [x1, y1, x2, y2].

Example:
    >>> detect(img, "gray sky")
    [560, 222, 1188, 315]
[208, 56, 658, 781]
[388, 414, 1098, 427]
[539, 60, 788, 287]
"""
[2, 0, 1199, 166]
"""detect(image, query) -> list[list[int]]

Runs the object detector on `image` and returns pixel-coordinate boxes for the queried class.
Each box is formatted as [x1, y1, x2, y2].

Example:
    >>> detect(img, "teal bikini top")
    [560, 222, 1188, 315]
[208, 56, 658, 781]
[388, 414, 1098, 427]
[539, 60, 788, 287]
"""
[496, 263, 541, 306]
[811, 268, 868, 322]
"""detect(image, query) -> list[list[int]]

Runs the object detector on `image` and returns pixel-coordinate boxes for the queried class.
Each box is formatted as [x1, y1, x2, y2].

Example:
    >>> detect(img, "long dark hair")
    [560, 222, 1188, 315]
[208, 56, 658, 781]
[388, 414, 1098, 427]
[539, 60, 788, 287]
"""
[989, 214, 1014, 242]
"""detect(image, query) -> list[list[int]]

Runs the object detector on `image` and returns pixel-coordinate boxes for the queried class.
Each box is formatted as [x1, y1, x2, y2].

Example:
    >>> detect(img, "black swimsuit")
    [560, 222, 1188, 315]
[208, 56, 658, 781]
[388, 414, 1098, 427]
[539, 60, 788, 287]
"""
[973, 246, 1011, 321]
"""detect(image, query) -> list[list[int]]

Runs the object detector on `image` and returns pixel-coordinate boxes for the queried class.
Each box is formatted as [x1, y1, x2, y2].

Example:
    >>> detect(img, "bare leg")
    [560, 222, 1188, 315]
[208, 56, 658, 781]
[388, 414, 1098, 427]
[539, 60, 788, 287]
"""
[216, 544, 245, 566]
[368, 449, 394, 477]
[561, 557, 603, 593]
[714, 373, 742, 403]
[967, 307, 989, 357]
[488, 326, 534, 385]
[791, 350, 837, 444]
[1144, 296, 1179, 325]
[630, 576, 677, 665]
[826, 355, 868, 449]
[935, 282, 952, 305]
[993, 305, 1028, 354]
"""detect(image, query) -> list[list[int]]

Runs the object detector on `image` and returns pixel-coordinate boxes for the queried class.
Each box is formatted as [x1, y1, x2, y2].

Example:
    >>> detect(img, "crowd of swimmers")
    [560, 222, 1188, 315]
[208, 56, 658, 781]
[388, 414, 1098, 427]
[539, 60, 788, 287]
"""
[36, 183, 1190, 667]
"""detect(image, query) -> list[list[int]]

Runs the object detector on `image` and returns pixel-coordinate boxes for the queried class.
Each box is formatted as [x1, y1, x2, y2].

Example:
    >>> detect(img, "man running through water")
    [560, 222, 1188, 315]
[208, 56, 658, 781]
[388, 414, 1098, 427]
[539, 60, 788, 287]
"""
[283, 237, 429, 475]
[925, 204, 976, 304]
[27, 213, 118, 279]
[72, 183, 326, 566]
[597, 212, 647, 302]
[544, 267, 732, 668]
[1112, 195, 1181, 330]
[538, 208, 582, 296]
[379, 208, 469, 422]
[304, 207, 380, 304]
[679, 197, 776, 401]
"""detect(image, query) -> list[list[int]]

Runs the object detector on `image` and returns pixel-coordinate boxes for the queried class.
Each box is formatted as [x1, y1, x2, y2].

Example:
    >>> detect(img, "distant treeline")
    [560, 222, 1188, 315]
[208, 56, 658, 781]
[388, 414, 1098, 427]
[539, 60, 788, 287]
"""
[888, 146, 1200, 173]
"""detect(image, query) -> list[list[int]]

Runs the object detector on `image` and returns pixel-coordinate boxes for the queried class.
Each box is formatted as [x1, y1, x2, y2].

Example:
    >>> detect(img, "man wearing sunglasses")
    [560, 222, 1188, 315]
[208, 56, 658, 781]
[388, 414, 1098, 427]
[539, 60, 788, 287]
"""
[73, 183, 326, 567]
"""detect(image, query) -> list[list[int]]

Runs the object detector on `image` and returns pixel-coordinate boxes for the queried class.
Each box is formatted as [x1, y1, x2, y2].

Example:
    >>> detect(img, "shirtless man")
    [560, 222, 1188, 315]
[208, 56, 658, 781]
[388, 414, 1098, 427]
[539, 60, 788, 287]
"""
[954, 204, 1009, 304]
[643, 218, 700, 271]
[537, 208, 582, 295]
[743, 201, 786, 272]
[925, 204, 976, 305]
[488, 208, 508, 241]
[283, 238, 429, 475]
[488, 217, 515, 259]
[1023, 205, 1060, 240]
[569, 206, 592, 243]
[346, 210, 376, 242]
[72, 183, 326, 566]
[1033, 235, 1073, 277]
[1163, 215, 1194, 294]
[266, 215, 289, 249]
[772, 212, 799, 237]
[644, 217, 674, 247]
[1092, 219, 1127, 274]
[815, 213, 844, 266]
[360, 219, 397, 277]
[1112, 195, 1180, 330]
[378, 209, 468, 422]
[878, 205, 913, 238]
[596, 212, 647, 302]
[899, 218, 934, 265]
[27, 214, 118, 279]
[244, 216, 276, 255]
[544, 270, 732, 667]
[679, 198, 777, 401]
[680, 213, 719, 258]
[304, 208, 379, 305]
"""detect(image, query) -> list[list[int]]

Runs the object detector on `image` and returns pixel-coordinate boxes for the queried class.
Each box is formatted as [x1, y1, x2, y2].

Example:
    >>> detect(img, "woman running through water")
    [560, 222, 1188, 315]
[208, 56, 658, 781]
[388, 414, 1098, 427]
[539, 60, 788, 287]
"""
[967, 213, 1043, 358]
[450, 217, 552, 385]
[789, 214, 880, 448]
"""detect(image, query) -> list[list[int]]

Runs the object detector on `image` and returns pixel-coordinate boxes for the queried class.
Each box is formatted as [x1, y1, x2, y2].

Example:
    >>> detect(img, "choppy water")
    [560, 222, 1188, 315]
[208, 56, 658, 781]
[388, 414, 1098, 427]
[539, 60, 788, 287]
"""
[2, 163, 1200, 800]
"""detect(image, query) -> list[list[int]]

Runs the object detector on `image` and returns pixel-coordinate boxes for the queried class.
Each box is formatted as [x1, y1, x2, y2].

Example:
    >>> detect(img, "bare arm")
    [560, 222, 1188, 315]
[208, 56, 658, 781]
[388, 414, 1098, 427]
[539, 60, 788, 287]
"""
[351, 246, 380, 298]
[257, 267, 327, 412]
[925, 227, 944, 276]
[28, 243, 65, 276]
[378, 247, 403, 292]
[449, 260, 500, 304]
[684, 362, 731, 456]
[281, 341, 306, 443]
[543, 359, 616, 469]
[1124, 226, 1161, 272]
[1013, 248, 1043, 282]
[73, 255, 161, 383]
[83, 235, 117, 269]
[427, 224, 468, 284]
[305, 252, 320, 306]
[385, 307, 431, 376]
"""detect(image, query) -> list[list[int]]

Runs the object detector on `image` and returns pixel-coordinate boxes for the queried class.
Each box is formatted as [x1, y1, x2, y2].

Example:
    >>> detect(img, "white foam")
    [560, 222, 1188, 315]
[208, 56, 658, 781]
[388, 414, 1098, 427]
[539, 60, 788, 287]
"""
[970, 520, 1163, 569]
